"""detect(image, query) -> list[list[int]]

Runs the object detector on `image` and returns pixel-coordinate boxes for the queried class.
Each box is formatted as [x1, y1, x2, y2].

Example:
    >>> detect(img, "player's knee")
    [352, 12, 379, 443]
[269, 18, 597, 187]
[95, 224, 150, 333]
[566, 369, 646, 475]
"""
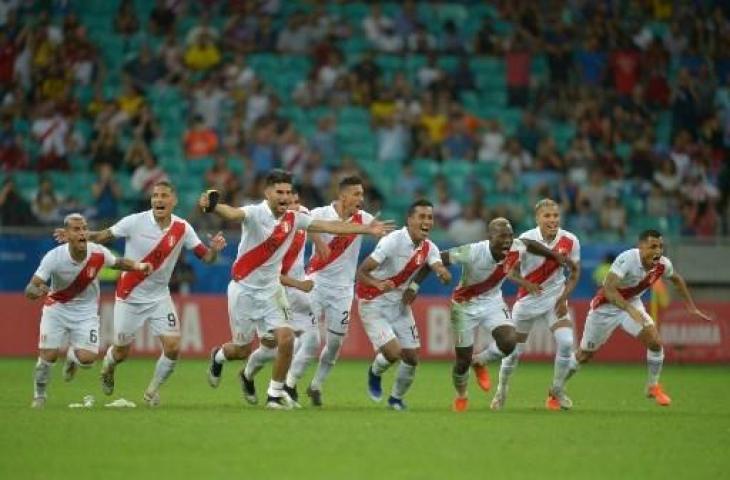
[647, 339, 662, 352]
[76, 349, 96, 365]
[497, 337, 517, 356]
[454, 356, 470, 374]
[577, 349, 593, 363]
[39, 349, 59, 363]
[161, 339, 181, 359]
[113, 345, 131, 361]
[400, 350, 419, 366]
[553, 327, 574, 357]
[276, 328, 295, 350]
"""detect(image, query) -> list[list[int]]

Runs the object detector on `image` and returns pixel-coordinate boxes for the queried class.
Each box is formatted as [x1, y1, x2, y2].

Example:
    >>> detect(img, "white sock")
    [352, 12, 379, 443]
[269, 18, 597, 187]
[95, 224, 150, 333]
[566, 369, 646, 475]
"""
[147, 354, 176, 393]
[473, 342, 507, 365]
[310, 332, 344, 391]
[286, 329, 320, 388]
[34, 357, 54, 398]
[552, 327, 575, 390]
[267, 379, 284, 397]
[102, 345, 118, 369]
[647, 348, 664, 385]
[244, 344, 277, 380]
[370, 353, 393, 376]
[391, 362, 417, 399]
[214, 347, 227, 364]
[497, 343, 525, 390]
[452, 368, 469, 397]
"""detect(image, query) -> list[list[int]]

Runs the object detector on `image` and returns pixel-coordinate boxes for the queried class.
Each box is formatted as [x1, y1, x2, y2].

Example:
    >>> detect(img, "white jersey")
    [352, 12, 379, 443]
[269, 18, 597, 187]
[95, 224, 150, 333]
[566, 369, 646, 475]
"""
[356, 227, 441, 304]
[282, 205, 310, 281]
[110, 210, 205, 303]
[591, 248, 674, 314]
[34, 242, 117, 317]
[307, 203, 375, 289]
[450, 238, 526, 306]
[514, 227, 580, 311]
[233, 200, 312, 296]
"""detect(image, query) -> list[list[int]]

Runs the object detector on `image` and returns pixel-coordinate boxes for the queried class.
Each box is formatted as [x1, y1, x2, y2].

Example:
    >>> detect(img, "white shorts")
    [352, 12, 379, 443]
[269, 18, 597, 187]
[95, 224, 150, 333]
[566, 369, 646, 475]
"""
[580, 304, 654, 352]
[227, 281, 293, 345]
[285, 286, 317, 333]
[113, 296, 180, 346]
[311, 285, 354, 337]
[451, 300, 513, 348]
[39, 307, 100, 352]
[512, 298, 566, 335]
[358, 299, 420, 350]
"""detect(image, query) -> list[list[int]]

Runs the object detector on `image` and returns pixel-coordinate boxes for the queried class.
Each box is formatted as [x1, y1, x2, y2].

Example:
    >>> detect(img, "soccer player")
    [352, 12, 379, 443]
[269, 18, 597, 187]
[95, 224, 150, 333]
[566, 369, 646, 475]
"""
[564, 229, 712, 406]
[409, 218, 569, 412]
[204, 169, 393, 409]
[356, 199, 452, 411]
[290, 175, 377, 407]
[57, 181, 227, 406]
[26, 213, 153, 408]
[484, 198, 580, 411]
[228, 190, 318, 408]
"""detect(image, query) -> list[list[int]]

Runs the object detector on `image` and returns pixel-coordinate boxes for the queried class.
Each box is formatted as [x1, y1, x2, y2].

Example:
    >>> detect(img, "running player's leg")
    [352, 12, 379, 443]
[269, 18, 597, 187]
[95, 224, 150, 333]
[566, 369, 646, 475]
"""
[388, 308, 420, 410]
[264, 286, 297, 409]
[360, 300, 399, 403]
[145, 297, 182, 406]
[547, 310, 577, 409]
[244, 336, 278, 381]
[308, 289, 352, 399]
[101, 300, 141, 395]
[64, 315, 100, 381]
[33, 311, 64, 407]
[209, 281, 254, 388]
[491, 305, 533, 409]
[450, 303, 477, 410]
[286, 310, 320, 404]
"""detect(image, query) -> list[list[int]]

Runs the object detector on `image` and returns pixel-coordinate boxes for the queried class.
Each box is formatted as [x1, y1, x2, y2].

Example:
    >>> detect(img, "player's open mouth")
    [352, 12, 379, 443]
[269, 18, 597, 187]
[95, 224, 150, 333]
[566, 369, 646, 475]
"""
[420, 226, 430, 234]
[652, 255, 660, 263]
[153, 205, 165, 212]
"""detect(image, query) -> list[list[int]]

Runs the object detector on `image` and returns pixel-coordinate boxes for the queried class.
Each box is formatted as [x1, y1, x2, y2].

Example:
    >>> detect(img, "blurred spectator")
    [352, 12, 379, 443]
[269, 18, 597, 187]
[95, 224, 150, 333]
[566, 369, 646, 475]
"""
[599, 193, 627, 237]
[592, 253, 616, 287]
[0, 176, 34, 226]
[184, 34, 221, 71]
[442, 115, 475, 161]
[279, 125, 309, 178]
[276, 13, 312, 54]
[578, 169, 608, 212]
[254, 15, 278, 52]
[432, 177, 461, 228]
[114, 0, 140, 38]
[317, 51, 346, 94]
[653, 156, 681, 195]
[159, 32, 185, 81]
[376, 113, 410, 163]
[0, 115, 26, 170]
[394, 0, 419, 38]
[131, 153, 169, 208]
[186, 11, 219, 46]
[149, 0, 176, 36]
[440, 20, 465, 54]
[448, 204, 486, 244]
[310, 116, 337, 165]
[31, 176, 61, 225]
[449, 57, 475, 92]
[672, 69, 698, 137]
[474, 17, 499, 55]
[247, 120, 277, 175]
[406, 22, 436, 53]
[117, 81, 145, 120]
[124, 44, 167, 89]
[478, 120, 506, 163]
[184, 115, 219, 159]
[416, 53, 443, 90]
[224, 53, 256, 92]
[204, 153, 237, 194]
[515, 111, 544, 155]
[131, 105, 160, 145]
[31, 102, 69, 171]
[124, 132, 154, 171]
[505, 33, 532, 107]
[545, 21, 572, 92]
[610, 36, 641, 97]
[363, 4, 401, 53]
[245, 79, 270, 128]
[399, 164, 423, 197]
[569, 198, 599, 235]
[419, 97, 447, 146]
[646, 184, 669, 217]
[499, 138, 532, 176]
[91, 162, 121, 226]
[191, 77, 227, 129]
[170, 254, 196, 295]
[91, 126, 124, 171]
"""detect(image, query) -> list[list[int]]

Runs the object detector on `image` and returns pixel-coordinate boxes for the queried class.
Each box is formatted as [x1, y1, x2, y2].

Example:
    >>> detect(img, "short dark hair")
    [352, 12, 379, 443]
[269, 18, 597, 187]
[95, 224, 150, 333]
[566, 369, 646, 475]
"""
[407, 199, 433, 217]
[154, 180, 176, 193]
[265, 169, 293, 186]
[338, 175, 363, 191]
[639, 229, 662, 241]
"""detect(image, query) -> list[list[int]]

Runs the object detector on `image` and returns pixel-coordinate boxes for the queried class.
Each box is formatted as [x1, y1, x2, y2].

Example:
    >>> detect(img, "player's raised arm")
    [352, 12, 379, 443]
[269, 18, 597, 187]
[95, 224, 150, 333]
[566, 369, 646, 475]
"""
[307, 218, 395, 236]
[53, 227, 115, 244]
[199, 231, 227, 264]
[198, 190, 246, 222]
[111, 258, 154, 275]
[506, 262, 542, 295]
[668, 272, 713, 321]
[24, 276, 49, 300]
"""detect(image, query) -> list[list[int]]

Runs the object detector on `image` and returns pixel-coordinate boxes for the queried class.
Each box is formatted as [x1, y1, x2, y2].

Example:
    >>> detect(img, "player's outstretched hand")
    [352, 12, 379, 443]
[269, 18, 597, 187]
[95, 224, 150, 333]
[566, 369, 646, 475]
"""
[688, 306, 713, 322]
[297, 279, 314, 293]
[402, 288, 417, 305]
[524, 282, 543, 296]
[367, 219, 396, 237]
[53, 228, 67, 243]
[436, 268, 452, 285]
[208, 231, 227, 252]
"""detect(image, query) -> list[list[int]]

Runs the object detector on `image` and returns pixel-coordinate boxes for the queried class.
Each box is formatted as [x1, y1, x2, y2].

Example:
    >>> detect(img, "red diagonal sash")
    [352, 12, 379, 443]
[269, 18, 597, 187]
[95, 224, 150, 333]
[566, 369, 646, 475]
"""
[44, 252, 105, 306]
[232, 211, 295, 281]
[281, 229, 306, 275]
[115, 221, 186, 299]
[452, 250, 518, 303]
[517, 236, 573, 299]
[306, 212, 363, 274]
[356, 241, 430, 300]
[590, 263, 666, 310]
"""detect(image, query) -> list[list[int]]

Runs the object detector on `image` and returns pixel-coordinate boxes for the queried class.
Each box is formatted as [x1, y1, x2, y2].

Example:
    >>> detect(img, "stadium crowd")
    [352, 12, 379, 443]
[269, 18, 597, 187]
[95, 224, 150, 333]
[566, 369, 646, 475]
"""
[0, 0, 728, 244]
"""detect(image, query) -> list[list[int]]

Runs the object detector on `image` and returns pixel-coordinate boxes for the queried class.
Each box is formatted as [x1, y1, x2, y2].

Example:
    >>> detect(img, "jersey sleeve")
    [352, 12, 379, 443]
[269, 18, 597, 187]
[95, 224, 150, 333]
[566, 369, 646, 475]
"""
[109, 214, 135, 238]
[369, 235, 394, 264]
[660, 257, 675, 278]
[33, 250, 54, 282]
[447, 243, 473, 265]
[182, 222, 208, 258]
[609, 251, 632, 279]
[361, 210, 375, 224]
[426, 241, 442, 267]
[309, 206, 326, 220]
[294, 211, 313, 230]
[569, 234, 581, 262]
[98, 244, 118, 267]
[241, 204, 258, 226]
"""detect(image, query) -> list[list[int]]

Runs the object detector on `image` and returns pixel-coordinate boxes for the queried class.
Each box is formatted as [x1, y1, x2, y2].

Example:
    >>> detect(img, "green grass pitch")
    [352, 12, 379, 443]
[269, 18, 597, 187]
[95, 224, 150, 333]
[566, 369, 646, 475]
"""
[0, 359, 728, 480]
